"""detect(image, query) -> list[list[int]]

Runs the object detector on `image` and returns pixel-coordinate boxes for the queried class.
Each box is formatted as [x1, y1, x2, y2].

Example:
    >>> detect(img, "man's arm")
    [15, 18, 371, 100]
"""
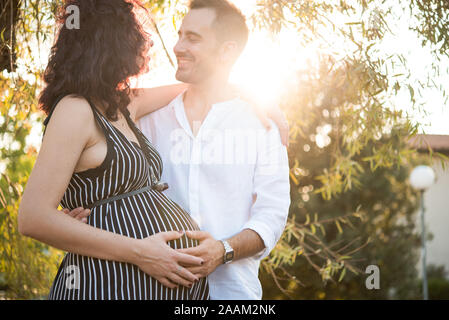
[240, 121, 291, 260]
[177, 229, 265, 278]
[178, 123, 291, 277]
[227, 229, 265, 261]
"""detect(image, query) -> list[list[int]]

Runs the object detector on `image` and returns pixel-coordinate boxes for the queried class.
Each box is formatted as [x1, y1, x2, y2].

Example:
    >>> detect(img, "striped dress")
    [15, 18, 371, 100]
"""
[46, 97, 209, 300]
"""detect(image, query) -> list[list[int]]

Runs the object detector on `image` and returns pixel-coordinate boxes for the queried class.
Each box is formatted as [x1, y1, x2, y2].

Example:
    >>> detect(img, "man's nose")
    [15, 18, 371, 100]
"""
[173, 39, 186, 55]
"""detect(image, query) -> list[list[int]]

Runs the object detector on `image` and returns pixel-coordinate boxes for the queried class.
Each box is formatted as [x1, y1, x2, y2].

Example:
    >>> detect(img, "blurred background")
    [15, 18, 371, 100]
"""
[1, 0, 449, 299]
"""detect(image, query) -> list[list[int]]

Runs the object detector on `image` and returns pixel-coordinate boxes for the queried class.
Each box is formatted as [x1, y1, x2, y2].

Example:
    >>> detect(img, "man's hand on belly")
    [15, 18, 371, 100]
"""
[177, 231, 224, 278]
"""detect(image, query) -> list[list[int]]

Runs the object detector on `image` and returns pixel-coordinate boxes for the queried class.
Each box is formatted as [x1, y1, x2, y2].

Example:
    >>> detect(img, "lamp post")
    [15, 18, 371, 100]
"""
[410, 165, 436, 300]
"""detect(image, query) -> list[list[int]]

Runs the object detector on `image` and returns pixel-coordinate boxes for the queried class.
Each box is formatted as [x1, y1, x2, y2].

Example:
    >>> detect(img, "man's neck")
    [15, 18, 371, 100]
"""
[183, 75, 236, 108]
[182, 76, 236, 136]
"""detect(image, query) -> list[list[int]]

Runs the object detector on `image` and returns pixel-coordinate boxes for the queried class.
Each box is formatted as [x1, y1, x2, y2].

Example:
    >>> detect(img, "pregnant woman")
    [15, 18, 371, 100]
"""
[18, 0, 208, 300]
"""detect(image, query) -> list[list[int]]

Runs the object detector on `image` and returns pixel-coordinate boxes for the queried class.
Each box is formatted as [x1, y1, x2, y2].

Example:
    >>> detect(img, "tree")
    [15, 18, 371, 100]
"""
[260, 64, 424, 298]
[0, 0, 20, 71]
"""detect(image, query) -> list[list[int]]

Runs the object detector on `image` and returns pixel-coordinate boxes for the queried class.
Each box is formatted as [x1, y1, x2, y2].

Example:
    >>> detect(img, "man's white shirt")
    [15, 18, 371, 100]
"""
[138, 92, 290, 300]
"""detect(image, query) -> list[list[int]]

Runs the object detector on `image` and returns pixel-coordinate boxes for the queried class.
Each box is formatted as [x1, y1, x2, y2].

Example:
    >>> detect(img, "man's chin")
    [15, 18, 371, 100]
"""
[175, 70, 193, 84]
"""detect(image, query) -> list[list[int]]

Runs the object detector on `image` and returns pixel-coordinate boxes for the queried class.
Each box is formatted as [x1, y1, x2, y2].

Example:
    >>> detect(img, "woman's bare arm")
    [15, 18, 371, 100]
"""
[128, 83, 188, 121]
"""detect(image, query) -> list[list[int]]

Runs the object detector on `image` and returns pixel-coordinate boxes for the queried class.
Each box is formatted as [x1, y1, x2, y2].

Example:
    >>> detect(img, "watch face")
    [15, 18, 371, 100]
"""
[225, 252, 234, 261]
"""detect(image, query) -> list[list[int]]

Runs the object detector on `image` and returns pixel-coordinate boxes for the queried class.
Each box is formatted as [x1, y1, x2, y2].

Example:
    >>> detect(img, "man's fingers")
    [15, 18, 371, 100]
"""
[256, 109, 271, 130]
[64, 207, 81, 218]
[175, 251, 204, 266]
[74, 209, 91, 220]
[159, 230, 185, 242]
[185, 266, 204, 275]
[269, 108, 289, 146]
[63, 208, 91, 223]
[279, 123, 289, 147]
[250, 105, 271, 130]
[66, 207, 84, 217]
[158, 277, 178, 289]
[185, 230, 210, 241]
[176, 246, 202, 257]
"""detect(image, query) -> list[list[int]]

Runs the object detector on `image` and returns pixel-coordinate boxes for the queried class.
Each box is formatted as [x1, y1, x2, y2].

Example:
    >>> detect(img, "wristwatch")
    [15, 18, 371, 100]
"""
[220, 240, 234, 264]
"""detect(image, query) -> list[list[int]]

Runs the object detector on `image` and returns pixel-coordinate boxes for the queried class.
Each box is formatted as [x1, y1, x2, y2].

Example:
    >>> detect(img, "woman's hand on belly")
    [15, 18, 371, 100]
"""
[130, 231, 205, 289]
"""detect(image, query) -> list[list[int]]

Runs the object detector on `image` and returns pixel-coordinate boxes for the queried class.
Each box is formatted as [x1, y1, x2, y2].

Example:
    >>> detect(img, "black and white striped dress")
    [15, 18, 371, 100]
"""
[46, 97, 209, 300]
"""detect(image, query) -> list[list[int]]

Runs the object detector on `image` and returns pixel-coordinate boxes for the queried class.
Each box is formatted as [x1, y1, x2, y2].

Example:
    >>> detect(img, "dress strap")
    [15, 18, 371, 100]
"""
[42, 95, 110, 140]
[83, 97, 111, 136]
[42, 95, 65, 135]
[122, 109, 168, 192]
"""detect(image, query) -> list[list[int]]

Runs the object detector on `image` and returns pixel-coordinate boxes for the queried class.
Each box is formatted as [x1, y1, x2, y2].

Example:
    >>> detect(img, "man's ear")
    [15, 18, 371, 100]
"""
[219, 41, 239, 64]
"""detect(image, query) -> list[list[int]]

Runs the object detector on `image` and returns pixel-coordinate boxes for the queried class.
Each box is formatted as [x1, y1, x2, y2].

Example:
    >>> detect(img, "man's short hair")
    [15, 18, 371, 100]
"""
[189, 0, 249, 52]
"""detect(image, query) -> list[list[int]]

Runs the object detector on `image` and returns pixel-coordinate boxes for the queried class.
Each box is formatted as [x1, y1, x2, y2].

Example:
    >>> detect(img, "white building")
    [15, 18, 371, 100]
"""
[409, 134, 449, 274]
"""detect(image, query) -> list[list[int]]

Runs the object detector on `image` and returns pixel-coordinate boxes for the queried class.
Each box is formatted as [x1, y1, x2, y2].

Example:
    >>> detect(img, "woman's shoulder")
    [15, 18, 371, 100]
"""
[48, 95, 96, 126]
[55, 94, 94, 115]
[44, 95, 98, 143]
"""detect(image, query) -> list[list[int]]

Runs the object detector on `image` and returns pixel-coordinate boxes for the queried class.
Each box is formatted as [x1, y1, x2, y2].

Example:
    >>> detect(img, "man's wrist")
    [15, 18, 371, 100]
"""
[220, 239, 235, 264]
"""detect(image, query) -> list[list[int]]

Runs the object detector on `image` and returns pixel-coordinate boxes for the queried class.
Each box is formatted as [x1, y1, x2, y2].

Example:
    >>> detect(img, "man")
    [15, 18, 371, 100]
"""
[137, 0, 290, 299]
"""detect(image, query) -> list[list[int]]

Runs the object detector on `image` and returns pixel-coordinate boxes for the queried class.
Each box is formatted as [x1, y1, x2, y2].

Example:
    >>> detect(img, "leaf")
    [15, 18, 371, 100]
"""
[335, 220, 343, 234]
[289, 171, 299, 185]
[408, 84, 415, 101]
[338, 255, 351, 261]
[338, 268, 346, 282]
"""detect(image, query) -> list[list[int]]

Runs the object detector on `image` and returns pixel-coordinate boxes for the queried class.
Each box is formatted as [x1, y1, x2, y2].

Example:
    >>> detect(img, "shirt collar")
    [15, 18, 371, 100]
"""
[170, 90, 246, 137]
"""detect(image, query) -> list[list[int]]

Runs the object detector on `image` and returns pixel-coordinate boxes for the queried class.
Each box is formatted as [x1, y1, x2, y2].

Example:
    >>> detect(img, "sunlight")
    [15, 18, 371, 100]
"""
[229, 29, 306, 107]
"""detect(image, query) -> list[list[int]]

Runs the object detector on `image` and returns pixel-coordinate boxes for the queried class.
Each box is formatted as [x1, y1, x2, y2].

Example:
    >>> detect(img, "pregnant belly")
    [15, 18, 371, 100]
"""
[86, 190, 200, 250]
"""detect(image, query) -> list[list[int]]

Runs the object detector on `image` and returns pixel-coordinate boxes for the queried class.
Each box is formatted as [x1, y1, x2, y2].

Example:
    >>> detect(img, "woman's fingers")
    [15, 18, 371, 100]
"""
[158, 277, 178, 289]
[158, 230, 185, 242]
[174, 265, 199, 283]
[168, 272, 194, 288]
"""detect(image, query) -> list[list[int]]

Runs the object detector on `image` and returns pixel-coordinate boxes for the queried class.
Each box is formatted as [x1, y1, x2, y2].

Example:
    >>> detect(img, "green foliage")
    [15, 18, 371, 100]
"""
[427, 264, 449, 300]
[0, 74, 64, 299]
[0, 0, 63, 299]
[410, 0, 449, 56]
[259, 54, 424, 298]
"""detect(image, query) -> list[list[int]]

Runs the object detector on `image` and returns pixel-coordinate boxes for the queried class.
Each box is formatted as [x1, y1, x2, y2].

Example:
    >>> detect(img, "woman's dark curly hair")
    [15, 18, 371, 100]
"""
[39, 0, 151, 120]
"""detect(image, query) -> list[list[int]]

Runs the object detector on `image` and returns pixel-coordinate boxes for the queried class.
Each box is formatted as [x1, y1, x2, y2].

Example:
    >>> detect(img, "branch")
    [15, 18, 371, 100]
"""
[150, 16, 175, 69]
